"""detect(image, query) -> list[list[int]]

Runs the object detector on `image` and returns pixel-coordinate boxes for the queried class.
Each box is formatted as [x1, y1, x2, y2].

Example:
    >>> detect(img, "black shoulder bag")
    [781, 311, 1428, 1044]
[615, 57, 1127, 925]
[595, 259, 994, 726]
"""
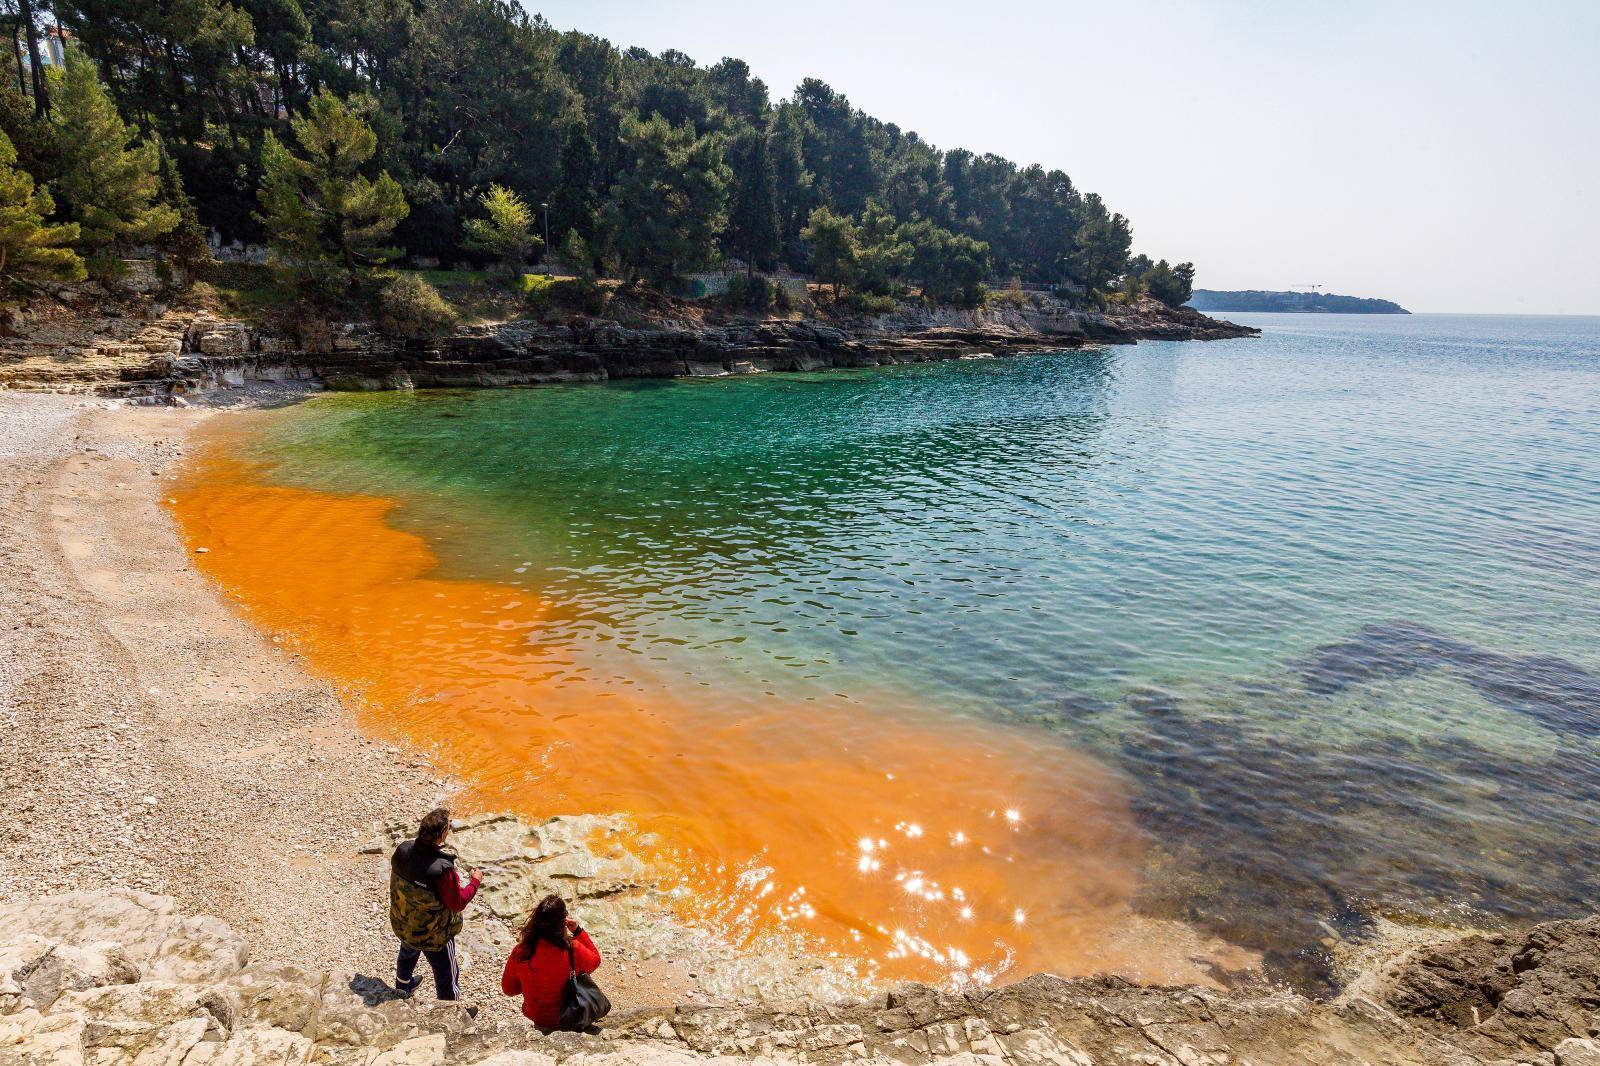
[558, 941, 611, 1031]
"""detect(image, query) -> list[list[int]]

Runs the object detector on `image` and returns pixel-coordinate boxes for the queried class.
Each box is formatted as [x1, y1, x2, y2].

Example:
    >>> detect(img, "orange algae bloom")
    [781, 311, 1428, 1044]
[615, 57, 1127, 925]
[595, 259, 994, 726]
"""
[173, 442, 1192, 986]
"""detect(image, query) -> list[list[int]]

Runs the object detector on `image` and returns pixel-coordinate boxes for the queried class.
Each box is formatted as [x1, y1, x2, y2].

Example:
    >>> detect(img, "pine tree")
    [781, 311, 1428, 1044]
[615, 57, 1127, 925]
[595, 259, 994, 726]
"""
[1065, 193, 1132, 298]
[0, 84, 56, 184]
[462, 184, 537, 277]
[51, 54, 177, 271]
[550, 117, 599, 243]
[0, 129, 85, 290]
[800, 206, 858, 300]
[601, 113, 729, 286]
[256, 90, 408, 299]
[725, 125, 779, 276]
[558, 229, 593, 279]
[154, 140, 212, 272]
[899, 218, 989, 307]
[854, 201, 910, 295]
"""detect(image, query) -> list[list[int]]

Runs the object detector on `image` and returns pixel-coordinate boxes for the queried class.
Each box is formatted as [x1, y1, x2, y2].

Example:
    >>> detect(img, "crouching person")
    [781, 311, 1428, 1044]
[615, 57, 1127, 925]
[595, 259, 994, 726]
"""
[501, 894, 604, 1031]
[390, 807, 482, 1000]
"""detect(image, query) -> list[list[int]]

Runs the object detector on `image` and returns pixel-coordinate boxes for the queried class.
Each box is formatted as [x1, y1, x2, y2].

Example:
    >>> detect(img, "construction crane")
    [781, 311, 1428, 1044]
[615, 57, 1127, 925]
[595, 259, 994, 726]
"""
[1292, 283, 1323, 292]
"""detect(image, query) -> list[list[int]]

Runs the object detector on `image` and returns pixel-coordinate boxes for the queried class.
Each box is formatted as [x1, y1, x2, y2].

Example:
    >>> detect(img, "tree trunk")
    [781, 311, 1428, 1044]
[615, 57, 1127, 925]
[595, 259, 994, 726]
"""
[11, 25, 26, 97]
[16, 0, 47, 116]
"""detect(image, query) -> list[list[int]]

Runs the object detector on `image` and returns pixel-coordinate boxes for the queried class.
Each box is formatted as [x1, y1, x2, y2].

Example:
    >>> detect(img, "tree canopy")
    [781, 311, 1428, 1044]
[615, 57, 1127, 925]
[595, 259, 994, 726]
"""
[601, 112, 729, 285]
[0, 129, 83, 286]
[463, 183, 538, 276]
[256, 90, 408, 298]
[51, 53, 177, 267]
[5, 0, 1196, 300]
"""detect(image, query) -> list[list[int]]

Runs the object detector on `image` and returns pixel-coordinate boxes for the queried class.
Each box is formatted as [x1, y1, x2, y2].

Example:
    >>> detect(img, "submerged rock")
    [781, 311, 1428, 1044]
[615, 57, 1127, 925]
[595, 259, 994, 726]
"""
[1299, 620, 1600, 737]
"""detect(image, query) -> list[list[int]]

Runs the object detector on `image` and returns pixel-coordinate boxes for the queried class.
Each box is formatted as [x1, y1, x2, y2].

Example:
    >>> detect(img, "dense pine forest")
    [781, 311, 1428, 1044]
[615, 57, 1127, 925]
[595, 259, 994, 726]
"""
[0, 0, 1196, 312]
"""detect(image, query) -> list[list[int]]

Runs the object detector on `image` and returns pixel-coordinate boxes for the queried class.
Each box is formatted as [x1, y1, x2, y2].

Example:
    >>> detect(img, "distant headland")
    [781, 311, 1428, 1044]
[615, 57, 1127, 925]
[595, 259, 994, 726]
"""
[1188, 290, 1410, 314]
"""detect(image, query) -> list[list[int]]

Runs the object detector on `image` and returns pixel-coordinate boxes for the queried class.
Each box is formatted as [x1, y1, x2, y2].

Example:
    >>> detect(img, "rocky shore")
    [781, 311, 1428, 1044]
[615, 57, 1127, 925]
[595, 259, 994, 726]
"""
[0, 295, 1255, 398]
[6, 857, 1600, 1065]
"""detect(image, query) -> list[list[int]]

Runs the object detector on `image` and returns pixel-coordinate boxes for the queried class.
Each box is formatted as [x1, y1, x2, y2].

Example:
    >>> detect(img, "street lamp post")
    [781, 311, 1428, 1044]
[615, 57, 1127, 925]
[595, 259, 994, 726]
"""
[540, 202, 550, 271]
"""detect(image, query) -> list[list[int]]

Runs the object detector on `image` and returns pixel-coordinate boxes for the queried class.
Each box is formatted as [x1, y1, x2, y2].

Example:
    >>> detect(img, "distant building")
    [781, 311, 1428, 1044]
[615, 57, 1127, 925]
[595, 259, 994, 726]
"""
[15, 23, 70, 75]
[40, 24, 68, 67]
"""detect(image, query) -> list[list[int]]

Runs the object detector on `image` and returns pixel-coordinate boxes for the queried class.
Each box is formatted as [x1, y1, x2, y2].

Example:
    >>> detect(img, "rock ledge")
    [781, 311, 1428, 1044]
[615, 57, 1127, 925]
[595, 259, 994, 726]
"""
[6, 884, 1598, 1065]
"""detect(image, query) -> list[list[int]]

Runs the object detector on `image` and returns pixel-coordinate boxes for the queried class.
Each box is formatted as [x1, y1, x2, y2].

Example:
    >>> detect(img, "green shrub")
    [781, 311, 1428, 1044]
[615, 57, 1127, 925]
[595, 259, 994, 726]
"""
[553, 276, 606, 315]
[374, 272, 457, 340]
[954, 283, 985, 310]
[987, 278, 1030, 310]
[85, 249, 128, 282]
[522, 273, 606, 317]
[724, 273, 774, 311]
[771, 282, 794, 312]
[747, 274, 773, 310]
[559, 230, 594, 279]
[843, 290, 895, 315]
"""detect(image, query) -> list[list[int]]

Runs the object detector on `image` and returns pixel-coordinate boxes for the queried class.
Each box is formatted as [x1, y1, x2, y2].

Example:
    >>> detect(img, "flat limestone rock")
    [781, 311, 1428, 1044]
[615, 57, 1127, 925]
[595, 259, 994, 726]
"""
[0, 891, 247, 988]
[6, 846, 1598, 1064]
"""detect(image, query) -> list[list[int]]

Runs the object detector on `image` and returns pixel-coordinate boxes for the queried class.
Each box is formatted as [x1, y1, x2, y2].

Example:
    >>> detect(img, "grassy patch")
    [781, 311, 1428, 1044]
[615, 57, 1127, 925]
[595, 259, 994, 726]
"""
[188, 262, 284, 320]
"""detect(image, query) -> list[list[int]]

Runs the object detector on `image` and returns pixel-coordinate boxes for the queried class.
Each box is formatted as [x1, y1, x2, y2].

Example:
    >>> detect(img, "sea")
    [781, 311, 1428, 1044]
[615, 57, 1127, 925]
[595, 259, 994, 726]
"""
[173, 312, 1600, 991]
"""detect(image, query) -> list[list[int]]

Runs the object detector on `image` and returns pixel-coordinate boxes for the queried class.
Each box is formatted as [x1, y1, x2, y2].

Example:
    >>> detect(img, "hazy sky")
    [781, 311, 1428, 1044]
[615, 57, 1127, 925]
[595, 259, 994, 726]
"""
[524, 1, 1599, 314]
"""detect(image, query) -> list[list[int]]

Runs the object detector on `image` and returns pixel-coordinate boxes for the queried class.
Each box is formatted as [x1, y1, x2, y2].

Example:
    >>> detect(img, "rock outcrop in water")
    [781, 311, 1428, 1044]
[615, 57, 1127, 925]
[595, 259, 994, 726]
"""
[7, 813, 1600, 1065]
[1300, 620, 1600, 738]
[998, 620, 1600, 1000]
[1381, 915, 1600, 1061]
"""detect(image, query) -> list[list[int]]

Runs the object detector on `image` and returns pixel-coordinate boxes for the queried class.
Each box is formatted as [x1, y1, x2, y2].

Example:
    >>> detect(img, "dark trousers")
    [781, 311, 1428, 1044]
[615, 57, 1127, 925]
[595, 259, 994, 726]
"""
[396, 940, 459, 1000]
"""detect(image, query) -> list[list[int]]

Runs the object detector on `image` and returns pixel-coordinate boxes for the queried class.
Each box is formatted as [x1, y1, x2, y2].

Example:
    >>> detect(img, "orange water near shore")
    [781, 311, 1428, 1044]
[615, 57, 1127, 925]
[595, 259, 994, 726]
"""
[173, 443, 1198, 985]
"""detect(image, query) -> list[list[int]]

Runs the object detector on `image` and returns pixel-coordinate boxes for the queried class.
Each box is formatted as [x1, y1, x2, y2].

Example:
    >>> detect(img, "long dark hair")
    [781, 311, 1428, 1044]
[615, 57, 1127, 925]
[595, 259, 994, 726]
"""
[518, 894, 569, 955]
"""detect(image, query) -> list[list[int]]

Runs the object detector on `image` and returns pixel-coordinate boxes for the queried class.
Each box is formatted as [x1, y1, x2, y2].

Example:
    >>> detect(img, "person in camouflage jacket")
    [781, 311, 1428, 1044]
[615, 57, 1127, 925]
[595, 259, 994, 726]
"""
[390, 808, 482, 999]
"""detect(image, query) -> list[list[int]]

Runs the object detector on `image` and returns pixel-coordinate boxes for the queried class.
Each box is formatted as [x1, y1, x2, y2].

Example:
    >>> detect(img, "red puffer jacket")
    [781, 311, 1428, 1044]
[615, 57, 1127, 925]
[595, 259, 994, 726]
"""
[500, 930, 601, 1030]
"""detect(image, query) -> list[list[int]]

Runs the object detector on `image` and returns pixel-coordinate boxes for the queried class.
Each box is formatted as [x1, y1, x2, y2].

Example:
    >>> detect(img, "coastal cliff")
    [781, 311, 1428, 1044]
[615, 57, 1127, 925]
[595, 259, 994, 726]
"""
[0, 294, 1256, 398]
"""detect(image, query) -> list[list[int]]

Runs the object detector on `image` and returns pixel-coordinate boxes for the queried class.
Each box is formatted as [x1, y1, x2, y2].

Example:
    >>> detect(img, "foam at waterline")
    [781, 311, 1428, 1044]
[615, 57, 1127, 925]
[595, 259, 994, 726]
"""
[171, 444, 1214, 987]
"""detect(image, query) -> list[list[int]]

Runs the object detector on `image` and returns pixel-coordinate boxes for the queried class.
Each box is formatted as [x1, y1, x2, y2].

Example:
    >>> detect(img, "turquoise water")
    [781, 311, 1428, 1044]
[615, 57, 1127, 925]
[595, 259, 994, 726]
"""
[234, 313, 1600, 988]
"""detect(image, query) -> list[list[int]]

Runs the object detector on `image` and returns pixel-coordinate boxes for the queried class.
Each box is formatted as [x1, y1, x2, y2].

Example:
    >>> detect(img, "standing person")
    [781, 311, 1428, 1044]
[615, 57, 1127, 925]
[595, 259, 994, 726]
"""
[500, 894, 602, 1031]
[389, 807, 482, 1000]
